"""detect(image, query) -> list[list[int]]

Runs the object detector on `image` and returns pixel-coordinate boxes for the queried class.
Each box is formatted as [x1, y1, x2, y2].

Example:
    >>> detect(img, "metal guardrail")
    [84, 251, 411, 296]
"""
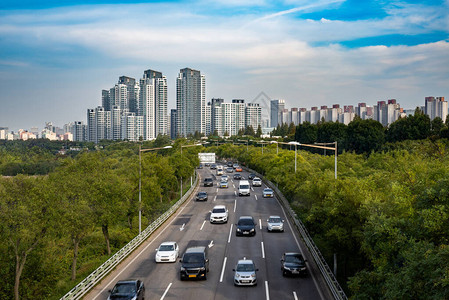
[61, 172, 199, 300]
[247, 168, 348, 300]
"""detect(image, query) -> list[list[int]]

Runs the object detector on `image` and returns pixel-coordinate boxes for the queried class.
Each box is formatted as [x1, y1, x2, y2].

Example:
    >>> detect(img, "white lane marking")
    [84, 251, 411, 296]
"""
[293, 291, 299, 300]
[216, 188, 219, 193]
[255, 194, 258, 201]
[228, 224, 233, 243]
[280, 205, 325, 300]
[180, 223, 185, 231]
[251, 187, 254, 191]
[234, 191, 237, 196]
[220, 257, 227, 282]
[200, 220, 206, 230]
[93, 199, 191, 299]
[259, 219, 262, 230]
[208, 240, 214, 248]
[214, 195, 217, 201]
[234, 199, 237, 212]
[265, 281, 270, 300]
[160, 282, 172, 300]
[233, 184, 235, 189]
[261, 241, 265, 258]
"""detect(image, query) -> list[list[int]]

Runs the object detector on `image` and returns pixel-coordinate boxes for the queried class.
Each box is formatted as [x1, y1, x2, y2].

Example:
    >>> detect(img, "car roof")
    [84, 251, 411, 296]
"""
[185, 246, 206, 253]
[253, 177, 261, 180]
[237, 259, 254, 264]
[239, 216, 254, 220]
[160, 241, 176, 246]
[268, 215, 281, 219]
[213, 205, 226, 209]
[284, 252, 303, 257]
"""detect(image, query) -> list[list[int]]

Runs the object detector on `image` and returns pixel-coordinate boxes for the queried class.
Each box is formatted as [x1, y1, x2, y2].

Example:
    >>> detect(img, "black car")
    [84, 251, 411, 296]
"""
[235, 216, 256, 236]
[196, 191, 208, 201]
[108, 279, 145, 300]
[198, 163, 203, 169]
[281, 252, 307, 276]
[204, 177, 213, 187]
[180, 246, 209, 280]
[233, 173, 242, 180]
[248, 173, 256, 180]
[210, 164, 217, 170]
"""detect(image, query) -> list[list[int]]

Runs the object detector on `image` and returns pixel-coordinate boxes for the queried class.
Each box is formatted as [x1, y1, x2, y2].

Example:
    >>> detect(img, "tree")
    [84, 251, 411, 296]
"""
[295, 122, 317, 144]
[347, 118, 385, 154]
[244, 125, 255, 137]
[0, 175, 56, 300]
[256, 125, 262, 138]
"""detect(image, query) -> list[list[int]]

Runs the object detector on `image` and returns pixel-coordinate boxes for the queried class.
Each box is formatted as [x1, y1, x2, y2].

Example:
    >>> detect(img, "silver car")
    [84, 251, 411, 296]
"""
[267, 215, 284, 232]
[252, 177, 262, 187]
[233, 259, 258, 286]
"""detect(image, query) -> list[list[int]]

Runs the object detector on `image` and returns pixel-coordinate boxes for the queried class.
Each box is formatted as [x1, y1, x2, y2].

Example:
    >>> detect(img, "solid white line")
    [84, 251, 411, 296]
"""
[228, 224, 233, 243]
[259, 219, 262, 230]
[265, 281, 270, 300]
[261, 241, 265, 258]
[255, 194, 258, 201]
[234, 199, 237, 212]
[93, 200, 190, 299]
[293, 291, 299, 300]
[160, 282, 172, 300]
[200, 220, 206, 230]
[214, 195, 217, 202]
[220, 257, 227, 282]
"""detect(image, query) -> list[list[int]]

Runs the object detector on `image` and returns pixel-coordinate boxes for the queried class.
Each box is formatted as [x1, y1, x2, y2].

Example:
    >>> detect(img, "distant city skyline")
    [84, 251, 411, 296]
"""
[1, 0, 448, 132]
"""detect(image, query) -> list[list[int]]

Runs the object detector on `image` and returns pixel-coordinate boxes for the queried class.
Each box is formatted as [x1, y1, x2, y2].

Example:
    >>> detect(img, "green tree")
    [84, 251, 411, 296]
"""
[256, 125, 262, 138]
[295, 122, 317, 144]
[0, 175, 56, 300]
[347, 118, 385, 154]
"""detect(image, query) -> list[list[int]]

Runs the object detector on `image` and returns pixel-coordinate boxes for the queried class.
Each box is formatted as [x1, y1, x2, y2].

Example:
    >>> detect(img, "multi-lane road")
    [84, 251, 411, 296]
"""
[85, 166, 331, 300]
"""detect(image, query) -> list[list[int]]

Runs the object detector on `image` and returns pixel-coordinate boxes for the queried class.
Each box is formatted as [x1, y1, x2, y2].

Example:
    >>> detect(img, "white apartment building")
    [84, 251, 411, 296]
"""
[245, 103, 262, 130]
[214, 100, 245, 136]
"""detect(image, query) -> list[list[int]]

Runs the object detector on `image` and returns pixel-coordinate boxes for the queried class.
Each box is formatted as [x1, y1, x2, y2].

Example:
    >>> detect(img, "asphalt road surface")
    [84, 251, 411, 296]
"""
[84, 166, 332, 300]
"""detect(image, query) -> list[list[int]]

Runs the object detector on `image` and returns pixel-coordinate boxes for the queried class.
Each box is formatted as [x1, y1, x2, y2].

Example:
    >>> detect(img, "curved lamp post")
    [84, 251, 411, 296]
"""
[139, 145, 172, 234]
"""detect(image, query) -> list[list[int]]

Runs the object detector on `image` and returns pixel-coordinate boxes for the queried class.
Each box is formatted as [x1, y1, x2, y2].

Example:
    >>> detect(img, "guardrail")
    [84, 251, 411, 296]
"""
[61, 172, 199, 300]
[247, 168, 348, 300]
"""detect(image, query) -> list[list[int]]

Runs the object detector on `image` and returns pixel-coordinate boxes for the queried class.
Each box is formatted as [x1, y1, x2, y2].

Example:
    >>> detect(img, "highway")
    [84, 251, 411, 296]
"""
[85, 166, 331, 300]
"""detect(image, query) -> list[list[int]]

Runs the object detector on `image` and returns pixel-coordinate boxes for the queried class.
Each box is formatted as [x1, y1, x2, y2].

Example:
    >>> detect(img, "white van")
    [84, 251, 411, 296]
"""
[238, 180, 251, 196]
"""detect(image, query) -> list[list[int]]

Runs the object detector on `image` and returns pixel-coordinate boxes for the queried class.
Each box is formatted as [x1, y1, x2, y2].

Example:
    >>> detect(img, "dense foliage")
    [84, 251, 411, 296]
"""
[213, 139, 449, 299]
[0, 138, 198, 300]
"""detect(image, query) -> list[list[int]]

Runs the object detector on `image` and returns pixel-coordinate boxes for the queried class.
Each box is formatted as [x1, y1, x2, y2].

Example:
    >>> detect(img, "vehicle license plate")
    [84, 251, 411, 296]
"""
[243, 232, 249, 234]
[292, 270, 299, 274]
[189, 275, 196, 278]
[242, 280, 250, 283]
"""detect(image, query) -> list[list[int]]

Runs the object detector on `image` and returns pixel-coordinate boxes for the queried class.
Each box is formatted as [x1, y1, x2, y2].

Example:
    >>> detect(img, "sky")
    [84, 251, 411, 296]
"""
[0, 0, 448, 132]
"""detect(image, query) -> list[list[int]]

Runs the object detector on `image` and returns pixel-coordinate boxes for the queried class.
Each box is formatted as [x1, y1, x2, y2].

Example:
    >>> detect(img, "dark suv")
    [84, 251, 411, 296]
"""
[235, 216, 257, 236]
[204, 177, 213, 187]
[180, 246, 209, 280]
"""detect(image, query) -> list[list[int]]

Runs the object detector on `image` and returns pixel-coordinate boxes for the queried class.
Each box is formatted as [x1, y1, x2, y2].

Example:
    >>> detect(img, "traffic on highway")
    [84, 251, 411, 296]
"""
[87, 162, 329, 300]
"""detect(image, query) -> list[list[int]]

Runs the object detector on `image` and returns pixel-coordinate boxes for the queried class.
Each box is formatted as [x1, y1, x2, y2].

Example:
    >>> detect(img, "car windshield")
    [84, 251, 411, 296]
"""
[212, 208, 226, 213]
[112, 283, 136, 295]
[240, 185, 249, 189]
[183, 253, 204, 263]
[238, 219, 254, 226]
[236, 263, 255, 272]
[264, 189, 272, 192]
[159, 244, 174, 251]
[285, 254, 303, 263]
[198, 192, 206, 196]
[268, 217, 281, 223]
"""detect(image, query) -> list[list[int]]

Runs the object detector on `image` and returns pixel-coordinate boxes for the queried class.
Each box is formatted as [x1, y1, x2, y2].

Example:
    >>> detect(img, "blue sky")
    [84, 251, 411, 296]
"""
[0, 0, 448, 131]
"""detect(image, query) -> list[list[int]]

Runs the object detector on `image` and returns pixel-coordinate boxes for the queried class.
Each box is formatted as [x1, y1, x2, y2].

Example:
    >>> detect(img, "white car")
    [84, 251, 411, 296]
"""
[155, 241, 179, 263]
[219, 180, 228, 188]
[252, 177, 262, 187]
[221, 175, 229, 182]
[263, 188, 274, 198]
[210, 205, 228, 223]
[233, 258, 258, 286]
[267, 216, 284, 232]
